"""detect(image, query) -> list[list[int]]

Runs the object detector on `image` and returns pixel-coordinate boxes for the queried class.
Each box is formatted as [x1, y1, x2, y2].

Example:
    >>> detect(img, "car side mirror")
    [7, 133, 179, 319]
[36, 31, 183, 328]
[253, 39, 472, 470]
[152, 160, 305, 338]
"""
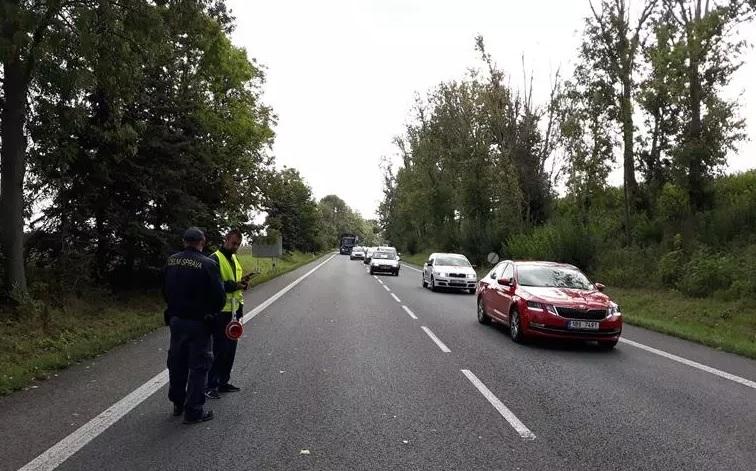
[397, 257, 401, 261]
[497, 277, 513, 286]
[425, 260, 432, 266]
[595, 283, 606, 292]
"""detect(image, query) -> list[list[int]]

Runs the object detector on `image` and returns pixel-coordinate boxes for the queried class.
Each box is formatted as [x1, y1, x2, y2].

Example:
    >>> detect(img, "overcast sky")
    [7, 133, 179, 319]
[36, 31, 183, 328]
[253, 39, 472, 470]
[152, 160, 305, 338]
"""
[228, 0, 756, 219]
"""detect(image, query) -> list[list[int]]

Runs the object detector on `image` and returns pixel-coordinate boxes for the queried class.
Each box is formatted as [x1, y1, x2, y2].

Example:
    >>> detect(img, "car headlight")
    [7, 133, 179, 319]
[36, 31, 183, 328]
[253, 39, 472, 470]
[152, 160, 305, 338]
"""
[608, 303, 621, 316]
[526, 301, 557, 314]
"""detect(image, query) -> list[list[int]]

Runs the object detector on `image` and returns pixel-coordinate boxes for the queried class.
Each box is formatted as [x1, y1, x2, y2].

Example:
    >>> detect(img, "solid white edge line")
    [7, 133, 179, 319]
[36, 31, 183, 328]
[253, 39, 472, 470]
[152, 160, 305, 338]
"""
[461, 369, 536, 440]
[619, 338, 756, 390]
[402, 305, 418, 320]
[20, 253, 337, 471]
[390, 293, 401, 303]
[404, 265, 423, 273]
[383, 285, 390, 292]
[421, 326, 451, 353]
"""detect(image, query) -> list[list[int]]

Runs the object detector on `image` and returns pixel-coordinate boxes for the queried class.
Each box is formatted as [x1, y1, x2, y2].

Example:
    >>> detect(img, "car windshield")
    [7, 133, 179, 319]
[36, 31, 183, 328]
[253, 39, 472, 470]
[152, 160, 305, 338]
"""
[517, 265, 594, 290]
[436, 256, 471, 267]
[373, 252, 396, 260]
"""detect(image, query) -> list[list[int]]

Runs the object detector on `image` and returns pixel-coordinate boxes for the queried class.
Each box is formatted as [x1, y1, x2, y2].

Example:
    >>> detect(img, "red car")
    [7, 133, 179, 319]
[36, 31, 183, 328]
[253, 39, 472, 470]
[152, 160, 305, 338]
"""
[476, 260, 622, 349]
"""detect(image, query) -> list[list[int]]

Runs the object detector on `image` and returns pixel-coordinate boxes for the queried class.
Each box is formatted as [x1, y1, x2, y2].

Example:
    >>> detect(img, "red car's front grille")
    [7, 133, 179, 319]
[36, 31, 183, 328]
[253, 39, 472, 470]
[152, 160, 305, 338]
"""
[556, 307, 607, 320]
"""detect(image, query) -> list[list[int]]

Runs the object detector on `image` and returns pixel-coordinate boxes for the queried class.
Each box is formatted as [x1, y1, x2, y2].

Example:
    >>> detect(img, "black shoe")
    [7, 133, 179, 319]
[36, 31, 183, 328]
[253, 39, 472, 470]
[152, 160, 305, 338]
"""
[218, 383, 241, 393]
[172, 404, 184, 417]
[205, 390, 221, 400]
[183, 410, 214, 425]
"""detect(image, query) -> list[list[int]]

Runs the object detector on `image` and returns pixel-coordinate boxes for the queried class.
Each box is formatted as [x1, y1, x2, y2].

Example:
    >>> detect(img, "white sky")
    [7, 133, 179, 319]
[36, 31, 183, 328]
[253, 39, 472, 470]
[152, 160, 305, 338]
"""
[228, 0, 756, 219]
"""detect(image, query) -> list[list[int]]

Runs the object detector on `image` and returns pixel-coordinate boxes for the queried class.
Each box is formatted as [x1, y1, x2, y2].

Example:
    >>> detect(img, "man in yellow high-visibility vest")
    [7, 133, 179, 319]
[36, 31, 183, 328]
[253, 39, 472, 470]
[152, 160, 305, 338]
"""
[206, 228, 248, 399]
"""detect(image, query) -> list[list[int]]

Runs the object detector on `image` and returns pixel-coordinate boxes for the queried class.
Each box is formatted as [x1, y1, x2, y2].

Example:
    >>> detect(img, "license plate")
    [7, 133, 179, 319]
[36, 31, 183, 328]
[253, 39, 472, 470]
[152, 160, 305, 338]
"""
[568, 320, 599, 330]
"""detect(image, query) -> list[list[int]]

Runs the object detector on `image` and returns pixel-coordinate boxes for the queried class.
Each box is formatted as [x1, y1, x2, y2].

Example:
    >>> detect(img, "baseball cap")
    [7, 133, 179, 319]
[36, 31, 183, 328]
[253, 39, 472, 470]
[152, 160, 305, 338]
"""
[182, 227, 205, 242]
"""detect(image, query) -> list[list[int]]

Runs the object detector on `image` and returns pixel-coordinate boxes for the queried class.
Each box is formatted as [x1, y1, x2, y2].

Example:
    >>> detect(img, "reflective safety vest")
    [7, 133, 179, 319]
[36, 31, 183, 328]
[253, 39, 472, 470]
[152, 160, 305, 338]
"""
[214, 250, 243, 313]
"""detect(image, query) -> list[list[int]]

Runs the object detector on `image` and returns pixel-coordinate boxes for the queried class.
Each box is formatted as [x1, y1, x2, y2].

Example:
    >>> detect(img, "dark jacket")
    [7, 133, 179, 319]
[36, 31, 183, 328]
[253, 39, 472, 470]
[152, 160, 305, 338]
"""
[162, 247, 226, 323]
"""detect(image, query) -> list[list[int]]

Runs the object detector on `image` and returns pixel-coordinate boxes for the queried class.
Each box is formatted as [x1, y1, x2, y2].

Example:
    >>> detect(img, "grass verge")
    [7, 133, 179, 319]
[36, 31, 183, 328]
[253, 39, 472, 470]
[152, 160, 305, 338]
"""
[609, 288, 756, 359]
[0, 250, 325, 395]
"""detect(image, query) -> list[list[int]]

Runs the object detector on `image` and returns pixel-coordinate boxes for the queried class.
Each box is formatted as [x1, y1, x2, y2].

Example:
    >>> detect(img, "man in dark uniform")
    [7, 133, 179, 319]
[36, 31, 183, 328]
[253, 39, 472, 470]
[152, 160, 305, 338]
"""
[205, 228, 249, 399]
[162, 227, 225, 424]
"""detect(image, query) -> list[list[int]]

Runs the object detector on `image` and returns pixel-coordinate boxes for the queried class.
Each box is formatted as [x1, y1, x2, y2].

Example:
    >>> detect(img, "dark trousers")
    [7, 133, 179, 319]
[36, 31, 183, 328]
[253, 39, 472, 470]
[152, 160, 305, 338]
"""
[167, 317, 213, 418]
[207, 309, 240, 390]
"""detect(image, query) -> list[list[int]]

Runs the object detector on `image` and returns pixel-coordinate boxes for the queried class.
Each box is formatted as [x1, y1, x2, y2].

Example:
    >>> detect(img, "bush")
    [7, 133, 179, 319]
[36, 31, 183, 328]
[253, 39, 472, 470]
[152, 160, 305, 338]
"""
[676, 249, 733, 298]
[658, 249, 686, 288]
[506, 218, 596, 270]
[594, 246, 662, 288]
[656, 183, 690, 224]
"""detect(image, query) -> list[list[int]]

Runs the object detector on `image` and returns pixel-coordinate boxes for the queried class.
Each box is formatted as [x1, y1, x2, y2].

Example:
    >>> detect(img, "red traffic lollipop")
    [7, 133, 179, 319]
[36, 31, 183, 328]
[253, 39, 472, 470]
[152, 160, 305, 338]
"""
[225, 320, 244, 340]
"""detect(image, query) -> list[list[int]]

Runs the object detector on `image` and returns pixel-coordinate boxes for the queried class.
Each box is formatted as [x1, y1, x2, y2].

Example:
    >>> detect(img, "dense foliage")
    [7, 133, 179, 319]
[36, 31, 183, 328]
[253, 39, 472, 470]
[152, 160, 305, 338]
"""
[0, 0, 374, 302]
[380, 0, 755, 301]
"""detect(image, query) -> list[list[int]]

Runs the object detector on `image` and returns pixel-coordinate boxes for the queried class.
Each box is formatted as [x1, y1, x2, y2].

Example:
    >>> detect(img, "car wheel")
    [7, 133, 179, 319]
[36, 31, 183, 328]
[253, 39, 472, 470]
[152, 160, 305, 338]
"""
[598, 339, 618, 350]
[509, 308, 524, 343]
[422, 275, 428, 288]
[394, 270, 399, 276]
[477, 298, 491, 325]
[430, 276, 437, 292]
[369, 268, 374, 275]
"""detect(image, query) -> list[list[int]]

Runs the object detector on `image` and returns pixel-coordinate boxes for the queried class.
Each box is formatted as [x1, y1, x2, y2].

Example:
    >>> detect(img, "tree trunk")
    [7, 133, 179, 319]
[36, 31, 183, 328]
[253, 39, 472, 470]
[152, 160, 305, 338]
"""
[0, 58, 30, 297]
[620, 80, 637, 244]
[687, 55, 704, 210]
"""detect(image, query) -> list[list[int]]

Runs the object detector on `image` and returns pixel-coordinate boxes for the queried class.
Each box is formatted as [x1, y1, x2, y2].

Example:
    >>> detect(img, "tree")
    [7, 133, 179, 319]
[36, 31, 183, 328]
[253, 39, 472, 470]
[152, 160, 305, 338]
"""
[583, 0, 659, 241]
[23, 0, 275, 289]
[0, 0, 74, 297]
[264, 168, 321, 252]
[662, 0, 749, 209]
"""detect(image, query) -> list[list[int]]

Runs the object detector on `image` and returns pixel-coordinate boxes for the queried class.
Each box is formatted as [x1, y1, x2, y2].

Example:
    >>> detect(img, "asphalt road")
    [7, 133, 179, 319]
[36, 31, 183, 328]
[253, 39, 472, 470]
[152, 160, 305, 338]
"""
[3, 254, 755, 470]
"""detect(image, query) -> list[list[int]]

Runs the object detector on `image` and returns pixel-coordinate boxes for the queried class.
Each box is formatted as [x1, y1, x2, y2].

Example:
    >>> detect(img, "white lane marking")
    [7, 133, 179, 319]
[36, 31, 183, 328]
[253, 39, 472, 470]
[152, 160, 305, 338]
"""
[373, 275, 379, 280]
[461, 369, 536, 440]
[383, 285, 390, 292]
[404, 265, 423, 273]
[377, 279, 384, 285]
[421, 326, 451, 353]
[20, 254, 337, 471]
[402, 305, 418, 320]
[390, 293, 401, 303]
[620, 338, 756, 390]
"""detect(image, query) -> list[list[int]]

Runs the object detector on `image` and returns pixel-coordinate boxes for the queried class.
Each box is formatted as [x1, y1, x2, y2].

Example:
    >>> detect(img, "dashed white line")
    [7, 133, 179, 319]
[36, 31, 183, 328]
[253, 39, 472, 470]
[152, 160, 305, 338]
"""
[421, 326, 451, 353]
[461, 369, 536, 440]
[620, 338, 756, 389]
[19, 254, 338, 471]
[373, 275, 379, 280]
[377, 279, 383, 285]
[390, 293, 401, 303]
[402, 305, 418, 320]
[383, 285, 390, 292]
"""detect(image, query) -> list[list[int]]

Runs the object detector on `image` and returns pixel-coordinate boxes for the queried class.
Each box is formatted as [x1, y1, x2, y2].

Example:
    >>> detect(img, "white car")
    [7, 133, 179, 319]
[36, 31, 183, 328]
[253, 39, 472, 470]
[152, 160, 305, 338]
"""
[422, 253, 477, 293]
[350, 246, 365, 260]
[370, 251, 400, 276]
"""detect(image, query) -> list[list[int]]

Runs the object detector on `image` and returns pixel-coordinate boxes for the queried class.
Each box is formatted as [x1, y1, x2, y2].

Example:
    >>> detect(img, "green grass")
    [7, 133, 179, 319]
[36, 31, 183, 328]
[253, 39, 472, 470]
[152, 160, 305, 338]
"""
[402, 252, 433, 267]
[0, 293, 164, 395]
[0, 250, 324, 395]
[236, 250, 324, 286]
[609, 288, 756, 359]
